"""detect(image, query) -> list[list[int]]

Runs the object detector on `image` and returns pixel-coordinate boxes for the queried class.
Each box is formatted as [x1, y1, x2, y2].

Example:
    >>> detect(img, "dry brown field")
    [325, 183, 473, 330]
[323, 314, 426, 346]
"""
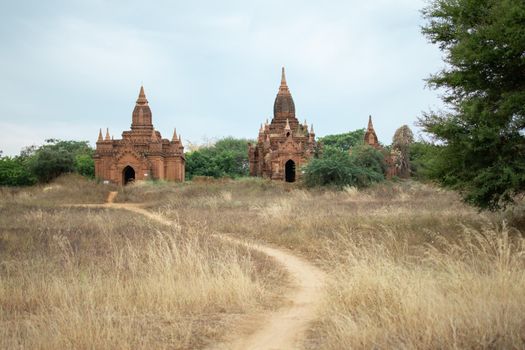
[1, 174, 524, 349]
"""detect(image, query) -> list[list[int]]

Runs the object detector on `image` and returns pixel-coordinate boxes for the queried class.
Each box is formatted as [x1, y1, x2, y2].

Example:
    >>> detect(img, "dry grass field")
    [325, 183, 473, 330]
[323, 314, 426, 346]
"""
[1, 174, 524, 349]
[0, 176, 286, 349]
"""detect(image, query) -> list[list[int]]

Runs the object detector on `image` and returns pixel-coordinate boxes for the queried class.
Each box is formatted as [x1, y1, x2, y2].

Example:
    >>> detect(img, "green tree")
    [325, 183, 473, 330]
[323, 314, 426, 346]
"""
[30, 147, 75, 183]
[409, 141, 442, 180]
[0, 156, 36, 186]
[74, 154, 95, 178]
[318, 129, 366, 152]
[420, 0, 525, 209]
[185, 137, 253, 179]
[351, 144, 388, 175]
[303, 145, 385, 188]
[29, 139, 94, 183]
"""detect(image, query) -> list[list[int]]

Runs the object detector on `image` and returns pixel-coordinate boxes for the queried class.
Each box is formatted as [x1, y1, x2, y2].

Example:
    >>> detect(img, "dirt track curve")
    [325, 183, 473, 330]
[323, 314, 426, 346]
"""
[74, 192, 326, 350]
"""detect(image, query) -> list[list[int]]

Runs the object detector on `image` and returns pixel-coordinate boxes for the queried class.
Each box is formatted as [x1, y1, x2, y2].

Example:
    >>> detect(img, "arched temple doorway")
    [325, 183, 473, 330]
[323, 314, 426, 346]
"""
[285, 159, 296, 183]
[123, 166, 135, 185]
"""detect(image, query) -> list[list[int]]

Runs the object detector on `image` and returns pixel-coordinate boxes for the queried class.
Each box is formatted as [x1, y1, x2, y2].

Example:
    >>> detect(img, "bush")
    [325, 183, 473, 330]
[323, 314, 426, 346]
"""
[74, 154, 95, 178]
[409, 141, 442, 180]
[30, 147, 75, 183]
[303, 145, 385, 188]
[0, 156, 36, 186]
[318, 129, 366, 152]
[2, 139, 96, 185]
[185, 137, 253, 180]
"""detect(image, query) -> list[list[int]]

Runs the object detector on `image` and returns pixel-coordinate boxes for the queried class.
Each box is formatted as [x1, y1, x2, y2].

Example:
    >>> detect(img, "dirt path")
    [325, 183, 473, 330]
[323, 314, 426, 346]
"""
[75, 192, 326, 350]
[212, 237, 326, 350]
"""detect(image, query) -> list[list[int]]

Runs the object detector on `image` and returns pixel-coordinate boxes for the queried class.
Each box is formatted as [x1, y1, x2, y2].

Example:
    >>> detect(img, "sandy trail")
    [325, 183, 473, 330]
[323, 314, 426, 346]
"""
[73, 191, 326, 350]
[212, 237, 326, 350]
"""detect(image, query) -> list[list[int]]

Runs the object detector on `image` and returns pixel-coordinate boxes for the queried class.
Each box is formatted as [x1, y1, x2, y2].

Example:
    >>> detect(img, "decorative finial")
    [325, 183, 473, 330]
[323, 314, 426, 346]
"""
[310, 124, 314, 133]
[97, 128, 103, 142]
[281, 67, 287, 86]
[172, 128, 178, 142]
[105, 128, 110, 141]
[368, 115, 374, 131]
[136, 85, 148, 105]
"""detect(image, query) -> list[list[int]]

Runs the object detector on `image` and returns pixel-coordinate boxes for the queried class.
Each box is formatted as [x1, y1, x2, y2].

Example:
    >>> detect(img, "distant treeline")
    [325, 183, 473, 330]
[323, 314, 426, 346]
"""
[0, 131, 439, 188]
[0, 139, 94, 186]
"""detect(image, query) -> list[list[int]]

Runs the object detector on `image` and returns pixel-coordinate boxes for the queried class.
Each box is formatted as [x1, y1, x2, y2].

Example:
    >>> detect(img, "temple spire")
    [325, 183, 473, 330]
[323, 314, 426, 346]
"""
[136, 85, 148, 105]
[364, 115, 380, 149]
[281, 67, 287, 86]
[368, 115, 375, 131]
[105, 128, 110, 141]
[172, 128, 178, 142]
[278, 66, 291, 95]
[97, 129, 103, 142]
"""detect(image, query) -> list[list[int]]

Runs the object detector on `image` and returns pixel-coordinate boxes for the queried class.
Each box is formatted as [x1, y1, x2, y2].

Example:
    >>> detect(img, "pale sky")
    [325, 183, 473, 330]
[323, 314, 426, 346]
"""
[0, 0, 444, 156]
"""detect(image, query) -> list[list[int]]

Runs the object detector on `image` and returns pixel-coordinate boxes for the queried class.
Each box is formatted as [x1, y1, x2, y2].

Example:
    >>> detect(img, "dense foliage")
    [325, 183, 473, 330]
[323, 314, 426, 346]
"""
[0, 156, 36, 186]
[0, 139, 94, 186]
[185, 137, 253, 179]
[420, 0, 525, 209]
[318, 129, 365, 152]
[303, 145, 385, 188]
[409, 141, 442, 180]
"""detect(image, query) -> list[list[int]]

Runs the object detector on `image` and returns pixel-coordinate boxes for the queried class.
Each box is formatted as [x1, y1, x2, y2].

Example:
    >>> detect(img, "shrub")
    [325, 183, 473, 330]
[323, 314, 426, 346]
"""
[318, 129, 366, 151]
[0, 156, 36, 186]
[185, 137, 253, 179]
[28, 139, 94, 183]
[303, 145, 384, 188]
[74, 154, 95, 178]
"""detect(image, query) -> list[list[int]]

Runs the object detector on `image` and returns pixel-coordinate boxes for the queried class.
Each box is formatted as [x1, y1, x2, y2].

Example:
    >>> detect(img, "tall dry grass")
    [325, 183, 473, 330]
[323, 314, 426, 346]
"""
[317, 223, 525, 349]
[0, 182, 285, 349]
[2, 175, 524, 349]
[126, 178, 525, 349]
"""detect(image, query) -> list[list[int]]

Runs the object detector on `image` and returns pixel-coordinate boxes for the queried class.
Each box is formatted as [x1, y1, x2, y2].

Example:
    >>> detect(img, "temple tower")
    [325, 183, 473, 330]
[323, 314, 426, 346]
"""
[248, 68, 317, 182]
[364, 115, 381, 149]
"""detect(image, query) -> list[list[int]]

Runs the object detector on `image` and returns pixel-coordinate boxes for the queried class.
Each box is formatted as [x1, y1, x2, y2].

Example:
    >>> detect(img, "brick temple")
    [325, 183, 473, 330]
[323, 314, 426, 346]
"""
[248, 68, 317, 182]
[364, 115, 381, 149]
[94, 86, 185, 185]
[363, 115, 401, 178]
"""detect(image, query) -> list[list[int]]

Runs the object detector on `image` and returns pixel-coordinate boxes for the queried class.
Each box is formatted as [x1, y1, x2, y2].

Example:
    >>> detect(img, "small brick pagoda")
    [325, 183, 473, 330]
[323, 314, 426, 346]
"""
[364, 115, 381, 149]
[248, 68, 317, 182]
[363, 115, 402, 178]
[94, 86, 185, 185]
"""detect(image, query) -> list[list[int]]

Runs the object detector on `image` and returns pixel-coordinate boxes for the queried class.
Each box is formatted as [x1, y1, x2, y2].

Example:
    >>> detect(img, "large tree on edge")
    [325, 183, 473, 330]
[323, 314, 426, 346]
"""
[420, 0, 525, 209]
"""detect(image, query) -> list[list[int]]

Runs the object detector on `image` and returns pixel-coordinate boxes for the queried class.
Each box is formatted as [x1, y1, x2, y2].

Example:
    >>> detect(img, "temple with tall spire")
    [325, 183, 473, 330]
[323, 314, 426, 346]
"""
[364, 115, 380, 149]
[362, 115, 404, 178]
[248, 68, 317, 182]
[94, 86, 185, 185]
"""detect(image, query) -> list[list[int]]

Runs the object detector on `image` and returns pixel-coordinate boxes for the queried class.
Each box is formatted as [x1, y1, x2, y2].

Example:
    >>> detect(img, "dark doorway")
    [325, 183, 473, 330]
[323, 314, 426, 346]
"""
[285, 160, 296, 183]
[123, 166, 135, 185]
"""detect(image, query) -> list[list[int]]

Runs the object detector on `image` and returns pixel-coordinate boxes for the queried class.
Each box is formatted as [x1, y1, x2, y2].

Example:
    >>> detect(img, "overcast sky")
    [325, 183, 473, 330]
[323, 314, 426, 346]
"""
[0, 0, 444, 155]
